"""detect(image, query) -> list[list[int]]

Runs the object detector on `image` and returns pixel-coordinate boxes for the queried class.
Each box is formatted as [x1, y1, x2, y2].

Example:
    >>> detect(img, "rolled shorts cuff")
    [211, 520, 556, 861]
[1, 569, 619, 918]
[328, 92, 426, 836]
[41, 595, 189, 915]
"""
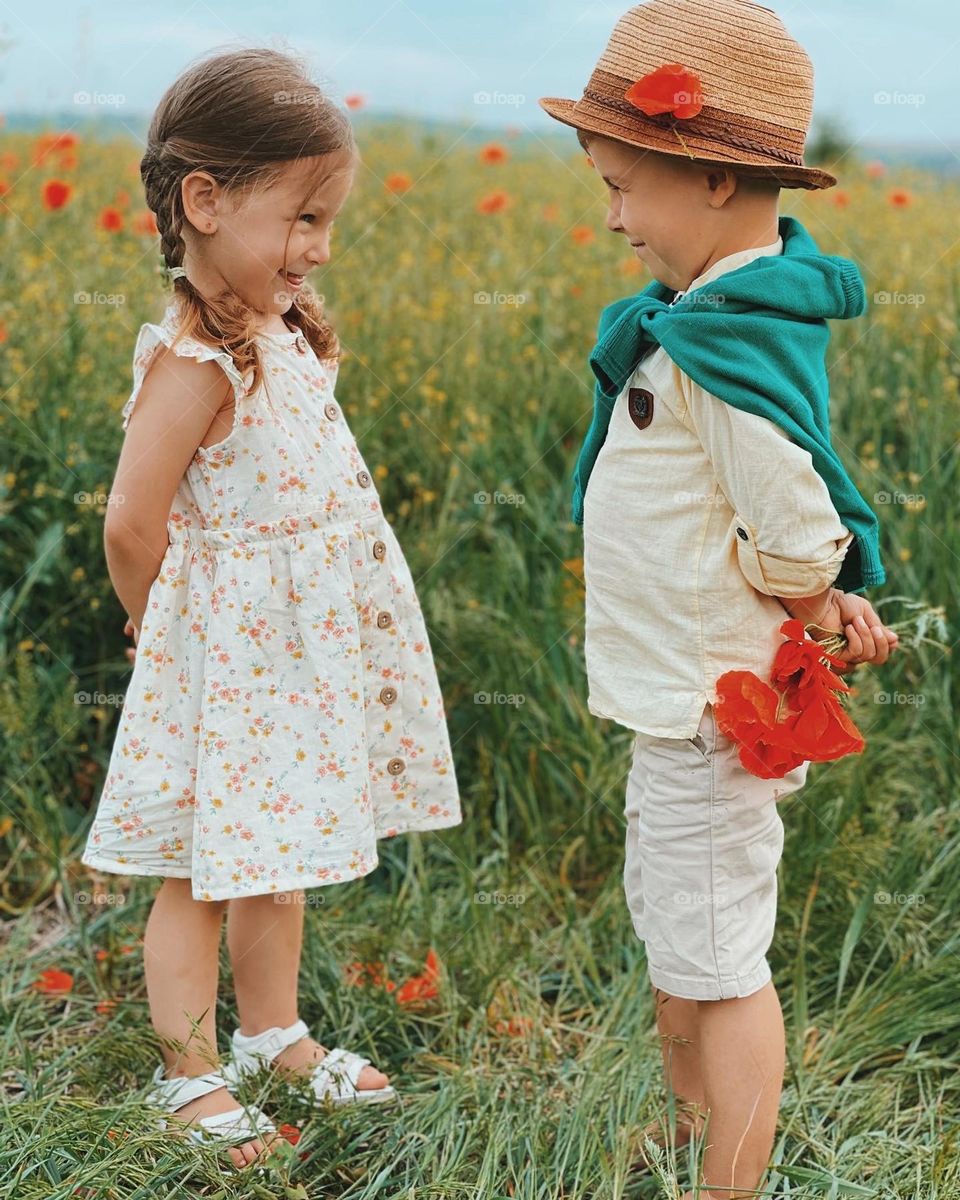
[645, 955, 773, 1001]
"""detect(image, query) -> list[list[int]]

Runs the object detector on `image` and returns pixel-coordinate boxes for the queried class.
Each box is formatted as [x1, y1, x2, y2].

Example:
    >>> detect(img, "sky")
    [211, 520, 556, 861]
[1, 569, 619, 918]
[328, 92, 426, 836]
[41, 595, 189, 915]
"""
[1, 0, 956, 149]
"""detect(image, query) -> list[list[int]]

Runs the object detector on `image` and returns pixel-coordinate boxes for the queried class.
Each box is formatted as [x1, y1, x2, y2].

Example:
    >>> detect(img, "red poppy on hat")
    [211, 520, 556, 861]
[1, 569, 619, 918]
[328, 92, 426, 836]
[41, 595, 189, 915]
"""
[624, 63, 704, 119]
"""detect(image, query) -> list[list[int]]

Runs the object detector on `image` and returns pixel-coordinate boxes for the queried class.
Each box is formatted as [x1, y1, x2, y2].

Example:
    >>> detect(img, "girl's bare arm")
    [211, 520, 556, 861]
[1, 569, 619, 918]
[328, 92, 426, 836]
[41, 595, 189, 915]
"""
[104, 347, 233, 631]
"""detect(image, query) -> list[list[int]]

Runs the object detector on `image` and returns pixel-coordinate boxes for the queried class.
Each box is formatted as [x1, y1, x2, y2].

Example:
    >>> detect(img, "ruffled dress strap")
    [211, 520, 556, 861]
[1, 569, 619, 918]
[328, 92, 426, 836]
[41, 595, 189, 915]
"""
[121, 309, 252, 432]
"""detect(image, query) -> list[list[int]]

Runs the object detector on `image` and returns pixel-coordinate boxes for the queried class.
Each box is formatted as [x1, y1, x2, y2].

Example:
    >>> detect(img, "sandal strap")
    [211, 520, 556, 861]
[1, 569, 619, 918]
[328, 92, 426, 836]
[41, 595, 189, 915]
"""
[146, 1064, 231, 1111]
[192, 1102, 277, 1142]
[309, 1046, 371, 1100]
[230, 1018, 310, 1069]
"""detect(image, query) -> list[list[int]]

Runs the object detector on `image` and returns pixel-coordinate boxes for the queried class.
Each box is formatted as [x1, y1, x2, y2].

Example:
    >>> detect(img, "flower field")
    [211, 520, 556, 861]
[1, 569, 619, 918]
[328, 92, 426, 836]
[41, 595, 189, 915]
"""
[1, 121, 959, 1196]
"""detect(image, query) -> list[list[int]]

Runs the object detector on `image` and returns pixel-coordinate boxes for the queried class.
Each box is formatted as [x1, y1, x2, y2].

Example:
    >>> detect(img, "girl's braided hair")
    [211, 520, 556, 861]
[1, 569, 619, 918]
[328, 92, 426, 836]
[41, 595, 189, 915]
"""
[140, 45, 356, 397]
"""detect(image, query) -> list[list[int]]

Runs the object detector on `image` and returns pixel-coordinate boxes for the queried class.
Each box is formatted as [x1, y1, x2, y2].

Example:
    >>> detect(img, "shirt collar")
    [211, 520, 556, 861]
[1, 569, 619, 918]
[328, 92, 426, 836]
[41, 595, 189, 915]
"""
[670, 234, 783, 305]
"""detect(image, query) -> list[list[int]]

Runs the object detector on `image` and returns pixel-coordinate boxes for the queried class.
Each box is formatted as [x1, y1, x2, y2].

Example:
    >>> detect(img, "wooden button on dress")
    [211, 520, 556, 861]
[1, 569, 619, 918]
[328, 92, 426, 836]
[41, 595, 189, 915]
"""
[386, 758, 406, 776]
[376, 611, 392, 628]
[379, 685, 397, 705]
[372, 539, 386, 560]
[357, 470, 371, 487]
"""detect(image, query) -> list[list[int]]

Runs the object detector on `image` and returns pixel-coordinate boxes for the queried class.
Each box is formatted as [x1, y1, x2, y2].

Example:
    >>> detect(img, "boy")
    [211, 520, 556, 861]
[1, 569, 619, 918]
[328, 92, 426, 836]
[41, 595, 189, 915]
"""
[539, 1, 898, 1196]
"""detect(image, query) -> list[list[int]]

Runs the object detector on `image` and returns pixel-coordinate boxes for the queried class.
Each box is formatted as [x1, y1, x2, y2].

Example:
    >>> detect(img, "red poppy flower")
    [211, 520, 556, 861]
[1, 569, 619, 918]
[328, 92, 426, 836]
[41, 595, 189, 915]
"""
[715, 620, 866, 778]
[133, 211, 159, 236]
[385, 172, 412, 194]
[395, 948, 440, 1006]
[479, 143, 508, 165]
[98, 206, 123, 232]
[33, 968, 74, 994]
[477, 188, 510, 214]
[624, 63, 704, 119]
[42, 179, 72, 210]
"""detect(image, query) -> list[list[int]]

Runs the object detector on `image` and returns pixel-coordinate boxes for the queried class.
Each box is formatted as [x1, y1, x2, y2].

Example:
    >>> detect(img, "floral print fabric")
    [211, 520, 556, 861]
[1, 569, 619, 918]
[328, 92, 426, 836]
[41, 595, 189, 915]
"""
[82, 303, 462, 900]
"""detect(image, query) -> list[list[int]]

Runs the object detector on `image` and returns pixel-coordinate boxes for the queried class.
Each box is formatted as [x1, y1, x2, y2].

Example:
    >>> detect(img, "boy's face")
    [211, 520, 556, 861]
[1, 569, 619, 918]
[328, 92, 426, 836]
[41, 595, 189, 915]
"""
[181, 148, 357, 319]
[585, 133, 738, 293]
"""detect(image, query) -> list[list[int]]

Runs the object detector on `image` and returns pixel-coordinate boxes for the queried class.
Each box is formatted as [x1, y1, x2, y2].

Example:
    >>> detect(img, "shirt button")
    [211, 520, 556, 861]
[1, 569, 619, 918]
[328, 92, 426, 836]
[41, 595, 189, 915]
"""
[295, 335, 308, 355]
[379, 685, 397, 705]
[376, 610, 392, 629]
[736, 526, 749, 540]
[324, 402, 339, 420]
[357, 470, 371, 487]
[386, 757, 405, 776]
[372, 539, 386, 560]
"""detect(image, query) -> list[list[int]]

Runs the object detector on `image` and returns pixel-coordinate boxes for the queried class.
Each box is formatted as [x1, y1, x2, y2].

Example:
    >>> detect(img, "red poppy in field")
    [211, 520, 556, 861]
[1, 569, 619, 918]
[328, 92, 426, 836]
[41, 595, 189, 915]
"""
[114, 188, 130, 208]
[132, 210, 158, 236]
[0, 151, 17, 171]
[624, 63, 704, 119]
[888, 189, 912, 207]
[344, 960, 396, 991]
[98, 206, 123, 232]
[33, 968, 74, 994]
[385, 171, 412, 194]
[865, 160, 886, 179]
[42, 179, 73, 210]
[477, 188, 510, 214]
[34, 131, 79, 166]
[832, 190, 850, 207]
[278, 1123, 301, 1144]
[0, 322, 7, 344]
[479, 142, 508, 165]
[570, 225, 594, 245]
[344, 94, 365, 110]
[395, 948, 440, 1006]
[542, 202, 560, 222]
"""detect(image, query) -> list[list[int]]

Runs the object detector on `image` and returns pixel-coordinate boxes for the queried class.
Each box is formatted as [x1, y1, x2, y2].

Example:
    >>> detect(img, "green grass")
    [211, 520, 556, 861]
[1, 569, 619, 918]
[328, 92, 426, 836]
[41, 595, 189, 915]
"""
[1, 122, 959, 1196]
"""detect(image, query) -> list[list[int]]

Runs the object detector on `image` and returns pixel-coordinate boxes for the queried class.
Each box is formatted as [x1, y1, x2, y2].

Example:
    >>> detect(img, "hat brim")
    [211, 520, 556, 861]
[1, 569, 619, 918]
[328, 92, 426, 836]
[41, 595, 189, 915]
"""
[538, 96, 837, 191]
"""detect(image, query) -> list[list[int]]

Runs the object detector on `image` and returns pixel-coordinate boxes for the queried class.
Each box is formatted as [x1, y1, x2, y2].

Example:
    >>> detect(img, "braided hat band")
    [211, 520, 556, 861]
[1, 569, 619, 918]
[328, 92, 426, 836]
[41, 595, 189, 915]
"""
[539, 0, 836, 190]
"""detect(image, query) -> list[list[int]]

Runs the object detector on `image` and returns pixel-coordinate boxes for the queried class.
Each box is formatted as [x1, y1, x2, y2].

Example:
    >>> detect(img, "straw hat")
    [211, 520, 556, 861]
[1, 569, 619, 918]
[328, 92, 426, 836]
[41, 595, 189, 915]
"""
[539, 0, 836, 190]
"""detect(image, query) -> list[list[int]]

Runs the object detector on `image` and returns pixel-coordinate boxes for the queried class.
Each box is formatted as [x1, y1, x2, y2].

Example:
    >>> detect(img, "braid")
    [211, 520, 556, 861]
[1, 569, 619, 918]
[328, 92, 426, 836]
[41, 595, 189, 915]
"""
[141, 142, 187, 276]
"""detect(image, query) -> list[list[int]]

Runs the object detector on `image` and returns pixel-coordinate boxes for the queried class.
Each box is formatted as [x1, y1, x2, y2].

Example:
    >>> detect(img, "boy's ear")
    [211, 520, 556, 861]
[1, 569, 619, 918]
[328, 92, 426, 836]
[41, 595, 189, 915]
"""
[575, 128, 591, 154]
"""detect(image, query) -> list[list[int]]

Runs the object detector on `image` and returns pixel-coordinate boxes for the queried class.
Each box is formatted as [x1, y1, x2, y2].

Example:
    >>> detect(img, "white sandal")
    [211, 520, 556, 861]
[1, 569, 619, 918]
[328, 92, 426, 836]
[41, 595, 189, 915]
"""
[222, 1018, 397, 1106]
[145, 1062, 278, 1156]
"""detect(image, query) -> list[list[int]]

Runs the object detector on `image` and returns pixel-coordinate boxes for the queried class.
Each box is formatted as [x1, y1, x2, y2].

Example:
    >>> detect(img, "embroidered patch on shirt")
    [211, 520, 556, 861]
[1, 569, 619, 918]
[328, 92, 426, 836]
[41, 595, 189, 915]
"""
[628, 387, 654, 430]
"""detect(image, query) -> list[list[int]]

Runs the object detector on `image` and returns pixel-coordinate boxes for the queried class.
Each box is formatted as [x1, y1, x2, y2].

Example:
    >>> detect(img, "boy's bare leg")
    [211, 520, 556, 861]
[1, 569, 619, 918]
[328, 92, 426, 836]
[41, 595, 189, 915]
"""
[641, 983, 708, 1147]
[143, 878, 278, 1169]
[681, 980, 785, 1199]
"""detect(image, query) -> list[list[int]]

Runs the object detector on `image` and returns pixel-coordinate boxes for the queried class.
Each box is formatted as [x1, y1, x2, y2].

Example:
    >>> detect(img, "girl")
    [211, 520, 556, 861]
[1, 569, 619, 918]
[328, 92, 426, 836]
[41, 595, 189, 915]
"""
[80, 46, 462, 1171]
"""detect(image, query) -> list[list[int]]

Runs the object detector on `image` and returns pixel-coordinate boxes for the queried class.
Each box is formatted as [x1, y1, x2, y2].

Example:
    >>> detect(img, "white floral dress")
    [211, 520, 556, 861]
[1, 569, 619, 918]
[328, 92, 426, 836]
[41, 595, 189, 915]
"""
[81, 302, 462, 901]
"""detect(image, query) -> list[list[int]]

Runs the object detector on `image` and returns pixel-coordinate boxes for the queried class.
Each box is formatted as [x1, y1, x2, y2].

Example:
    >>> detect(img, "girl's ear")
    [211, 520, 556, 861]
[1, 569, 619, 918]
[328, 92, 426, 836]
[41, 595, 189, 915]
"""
[181, 170, 222, 233]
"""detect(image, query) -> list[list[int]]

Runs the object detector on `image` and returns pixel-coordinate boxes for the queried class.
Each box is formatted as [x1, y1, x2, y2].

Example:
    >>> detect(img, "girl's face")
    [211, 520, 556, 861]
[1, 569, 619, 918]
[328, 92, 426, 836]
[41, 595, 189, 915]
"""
[181, 148, 357, 319]
[584, 134, 736, 293]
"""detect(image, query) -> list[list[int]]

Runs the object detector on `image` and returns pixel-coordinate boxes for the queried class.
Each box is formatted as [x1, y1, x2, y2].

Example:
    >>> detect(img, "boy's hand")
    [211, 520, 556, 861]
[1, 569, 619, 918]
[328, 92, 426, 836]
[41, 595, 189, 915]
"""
[777, 587, 899, 668]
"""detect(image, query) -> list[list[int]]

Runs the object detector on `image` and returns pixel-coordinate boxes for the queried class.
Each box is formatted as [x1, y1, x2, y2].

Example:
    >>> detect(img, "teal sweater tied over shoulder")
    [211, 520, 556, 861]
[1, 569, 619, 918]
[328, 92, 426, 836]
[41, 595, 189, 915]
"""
[574, 214, 885, 594]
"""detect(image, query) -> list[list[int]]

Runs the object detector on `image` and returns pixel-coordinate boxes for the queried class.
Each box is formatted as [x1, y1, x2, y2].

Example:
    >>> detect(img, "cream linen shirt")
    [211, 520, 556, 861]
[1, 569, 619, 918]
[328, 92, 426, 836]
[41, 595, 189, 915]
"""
[582, 236, 855, 738]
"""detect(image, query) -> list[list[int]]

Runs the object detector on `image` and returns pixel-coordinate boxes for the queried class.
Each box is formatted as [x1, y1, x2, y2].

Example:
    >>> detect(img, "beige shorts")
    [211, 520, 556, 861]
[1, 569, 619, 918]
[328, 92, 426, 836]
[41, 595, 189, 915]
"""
[623, 700, 809, 1001]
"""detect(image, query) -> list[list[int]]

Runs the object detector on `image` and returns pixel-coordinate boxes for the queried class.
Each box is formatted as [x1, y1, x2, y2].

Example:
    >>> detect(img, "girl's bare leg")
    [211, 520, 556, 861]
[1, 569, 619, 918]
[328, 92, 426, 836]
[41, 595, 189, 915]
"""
[226, 889, 389, 1089]
[143, 877, 280, 1169]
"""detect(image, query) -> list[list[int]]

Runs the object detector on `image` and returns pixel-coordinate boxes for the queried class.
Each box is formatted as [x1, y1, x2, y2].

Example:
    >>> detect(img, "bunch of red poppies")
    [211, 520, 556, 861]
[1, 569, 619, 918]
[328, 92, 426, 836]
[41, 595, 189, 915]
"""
[714, 619, 865, 779]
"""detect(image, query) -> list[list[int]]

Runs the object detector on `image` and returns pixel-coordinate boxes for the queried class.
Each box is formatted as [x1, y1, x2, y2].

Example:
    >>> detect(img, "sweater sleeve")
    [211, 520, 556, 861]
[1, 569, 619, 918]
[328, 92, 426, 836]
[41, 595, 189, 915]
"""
[681, 375, 854, 598]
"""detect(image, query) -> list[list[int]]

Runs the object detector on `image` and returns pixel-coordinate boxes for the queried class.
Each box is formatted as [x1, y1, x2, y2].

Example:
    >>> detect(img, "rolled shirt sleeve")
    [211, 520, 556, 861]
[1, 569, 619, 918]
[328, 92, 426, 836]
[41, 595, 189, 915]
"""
[681, 377, 854, 598]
